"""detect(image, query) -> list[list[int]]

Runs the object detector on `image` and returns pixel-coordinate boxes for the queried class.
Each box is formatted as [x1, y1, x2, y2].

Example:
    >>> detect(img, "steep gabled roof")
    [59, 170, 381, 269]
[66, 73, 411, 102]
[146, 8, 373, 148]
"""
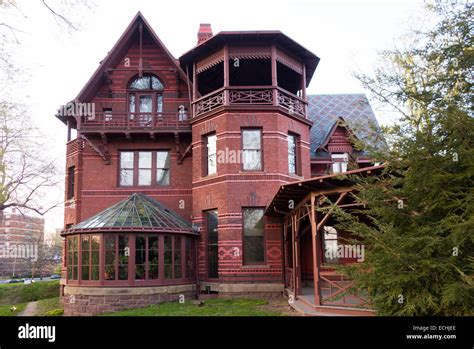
[63, 193, 196, 235]
[307, 94, 383, 156]
[74, 11, 188, 103]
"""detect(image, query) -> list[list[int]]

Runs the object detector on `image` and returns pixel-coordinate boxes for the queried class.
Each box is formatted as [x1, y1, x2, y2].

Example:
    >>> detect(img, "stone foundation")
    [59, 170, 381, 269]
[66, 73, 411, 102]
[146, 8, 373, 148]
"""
[61, 282, 285, 315]
[62, 284, 196, 316]
[199, 282, 284, 298]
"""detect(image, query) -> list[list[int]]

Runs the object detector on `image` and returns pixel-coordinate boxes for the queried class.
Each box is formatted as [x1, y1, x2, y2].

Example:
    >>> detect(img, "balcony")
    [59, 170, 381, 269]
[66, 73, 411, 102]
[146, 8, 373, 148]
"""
[192, 86, 307, 118]
[78, 112, 191, 133]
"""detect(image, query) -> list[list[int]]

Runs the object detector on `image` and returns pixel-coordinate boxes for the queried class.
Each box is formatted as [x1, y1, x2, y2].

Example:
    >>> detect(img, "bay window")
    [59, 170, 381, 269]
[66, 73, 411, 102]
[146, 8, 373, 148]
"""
[65, 234, 195, 285]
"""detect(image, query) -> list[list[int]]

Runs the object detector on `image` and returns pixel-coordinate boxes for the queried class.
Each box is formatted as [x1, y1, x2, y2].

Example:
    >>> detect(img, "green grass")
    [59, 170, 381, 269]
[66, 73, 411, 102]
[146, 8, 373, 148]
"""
[101, 298, 284, 316]
[0, 281, 59, 305]
[37, 297, 63, 316]
[0, 303, 27, 316]
[0, 281, 60, 316]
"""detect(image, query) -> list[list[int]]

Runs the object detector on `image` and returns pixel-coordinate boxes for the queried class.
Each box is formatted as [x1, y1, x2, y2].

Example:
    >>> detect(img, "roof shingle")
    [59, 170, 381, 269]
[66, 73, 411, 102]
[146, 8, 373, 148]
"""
[307, 94, 382, 156]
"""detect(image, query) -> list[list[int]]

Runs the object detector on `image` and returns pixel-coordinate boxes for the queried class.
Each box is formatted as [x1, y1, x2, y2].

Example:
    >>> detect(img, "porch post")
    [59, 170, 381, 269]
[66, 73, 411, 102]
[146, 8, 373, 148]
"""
[223, 45, 229, 106]
[282, 219, 287, 288]
[67, 119, 72, 142]
[271, 45, 278, 106]
[192, 62, 197, 117]
[291, 213, 297, 295]
[310, 193, 321, 305]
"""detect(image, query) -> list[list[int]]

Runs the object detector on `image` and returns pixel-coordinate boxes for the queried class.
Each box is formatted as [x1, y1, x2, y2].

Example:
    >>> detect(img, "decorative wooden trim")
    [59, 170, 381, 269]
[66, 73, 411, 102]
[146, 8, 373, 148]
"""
[228, 46, 271, 59]
[276, 47, 303, 75]
[196, 48, 224, 74]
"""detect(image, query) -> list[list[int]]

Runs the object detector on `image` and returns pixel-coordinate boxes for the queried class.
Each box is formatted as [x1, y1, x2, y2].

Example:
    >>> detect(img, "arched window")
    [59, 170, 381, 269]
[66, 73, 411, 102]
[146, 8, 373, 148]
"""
[128, 75, 164, 125]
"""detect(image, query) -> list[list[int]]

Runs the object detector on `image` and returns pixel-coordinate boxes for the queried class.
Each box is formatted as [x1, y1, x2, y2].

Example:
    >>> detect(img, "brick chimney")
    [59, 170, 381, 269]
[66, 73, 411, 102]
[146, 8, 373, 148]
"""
[197, 23, 213, 45]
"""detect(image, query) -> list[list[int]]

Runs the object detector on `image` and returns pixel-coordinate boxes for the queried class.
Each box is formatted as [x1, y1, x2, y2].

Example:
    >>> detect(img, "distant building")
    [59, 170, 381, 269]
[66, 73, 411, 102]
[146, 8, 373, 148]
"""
[0, 211, 44, 277]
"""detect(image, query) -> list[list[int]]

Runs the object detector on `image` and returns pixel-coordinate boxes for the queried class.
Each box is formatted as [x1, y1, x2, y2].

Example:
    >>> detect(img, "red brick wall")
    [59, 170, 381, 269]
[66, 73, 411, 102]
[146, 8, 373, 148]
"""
[191, 111, 311, 284]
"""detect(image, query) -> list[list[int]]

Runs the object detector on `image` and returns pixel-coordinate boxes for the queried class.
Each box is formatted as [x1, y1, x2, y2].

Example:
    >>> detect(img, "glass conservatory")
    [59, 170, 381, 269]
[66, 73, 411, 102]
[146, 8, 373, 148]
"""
[62, 193, 197, 287]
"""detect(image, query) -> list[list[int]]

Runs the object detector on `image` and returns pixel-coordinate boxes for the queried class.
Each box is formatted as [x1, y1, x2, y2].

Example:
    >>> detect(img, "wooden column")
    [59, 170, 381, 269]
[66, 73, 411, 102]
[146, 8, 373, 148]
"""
[223, 45, 229, 106]
[310, 193, 321, 305]
[192, 62, 197, 117]
[301, 64, 307, 117]
[291, 213, 297, 299]
[301, 64, 306, 99]
[282, 219, 287, 288]
[67, 119, 71, 142]
[271, 45, 278, 106]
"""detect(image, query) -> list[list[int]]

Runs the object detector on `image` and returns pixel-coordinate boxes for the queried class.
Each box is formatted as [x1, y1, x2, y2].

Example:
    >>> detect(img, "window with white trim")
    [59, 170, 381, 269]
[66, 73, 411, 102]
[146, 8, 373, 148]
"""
[331, 153, 349, 173]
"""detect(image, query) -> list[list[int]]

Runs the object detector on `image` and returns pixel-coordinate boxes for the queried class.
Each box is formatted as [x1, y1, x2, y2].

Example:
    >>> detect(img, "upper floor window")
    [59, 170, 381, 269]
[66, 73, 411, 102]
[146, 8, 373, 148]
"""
[242, 129, 262, 171]
[67, 166, 75, 200]
[129, 75, 164, 90]
[119, 150, 170, 187]
[288, 133, 298, 175]
[204, 133, 217, 176]
[128, 75, 164, 123]
[331, 153, 349, 173]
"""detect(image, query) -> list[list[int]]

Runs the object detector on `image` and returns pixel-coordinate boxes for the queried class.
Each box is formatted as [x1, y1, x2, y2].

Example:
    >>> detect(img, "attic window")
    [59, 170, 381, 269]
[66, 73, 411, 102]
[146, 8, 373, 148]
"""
[331, 153, 349, 173]
[129, 75, 163, 90]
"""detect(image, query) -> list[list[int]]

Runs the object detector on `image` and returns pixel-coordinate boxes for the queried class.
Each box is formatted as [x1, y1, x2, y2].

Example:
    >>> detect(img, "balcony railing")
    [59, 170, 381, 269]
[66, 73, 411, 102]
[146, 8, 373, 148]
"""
[78, 112, 191, 131]
[193, 86, 307, 118]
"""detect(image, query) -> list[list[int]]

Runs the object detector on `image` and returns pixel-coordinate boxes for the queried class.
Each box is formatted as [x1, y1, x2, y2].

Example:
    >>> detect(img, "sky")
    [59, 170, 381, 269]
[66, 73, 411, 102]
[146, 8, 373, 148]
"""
[2, 0, 427, 232]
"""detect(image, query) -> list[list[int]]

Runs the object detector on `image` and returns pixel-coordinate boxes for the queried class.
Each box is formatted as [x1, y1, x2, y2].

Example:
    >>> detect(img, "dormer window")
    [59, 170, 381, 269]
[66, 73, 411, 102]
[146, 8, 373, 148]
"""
[128, 74, 164, 125]
[331, 153, 349, 173]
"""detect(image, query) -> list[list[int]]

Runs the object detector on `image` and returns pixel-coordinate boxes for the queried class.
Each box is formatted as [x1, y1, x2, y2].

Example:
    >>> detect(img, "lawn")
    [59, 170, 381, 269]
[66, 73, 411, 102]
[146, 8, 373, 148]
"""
[37, 297, 63, 316]
[0, 303, 27, 316]
[0, 281, 59, 304]
[101, 298, 289, 316]
[0, 281, 61, 316]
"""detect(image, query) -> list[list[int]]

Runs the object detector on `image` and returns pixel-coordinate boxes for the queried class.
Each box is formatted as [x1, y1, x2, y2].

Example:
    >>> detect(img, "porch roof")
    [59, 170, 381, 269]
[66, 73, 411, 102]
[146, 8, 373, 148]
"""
[265, 165, 386, 216]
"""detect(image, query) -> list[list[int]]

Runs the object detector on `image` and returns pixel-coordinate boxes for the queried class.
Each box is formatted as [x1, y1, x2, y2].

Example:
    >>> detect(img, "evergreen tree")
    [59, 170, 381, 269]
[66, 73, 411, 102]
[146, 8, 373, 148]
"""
[335, 0, 473, 315]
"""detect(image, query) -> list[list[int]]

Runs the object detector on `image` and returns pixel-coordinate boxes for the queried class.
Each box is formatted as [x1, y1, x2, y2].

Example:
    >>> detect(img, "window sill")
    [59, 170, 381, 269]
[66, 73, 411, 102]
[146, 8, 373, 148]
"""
[238, 171, 266, 174]
[202, 173, 218, 179]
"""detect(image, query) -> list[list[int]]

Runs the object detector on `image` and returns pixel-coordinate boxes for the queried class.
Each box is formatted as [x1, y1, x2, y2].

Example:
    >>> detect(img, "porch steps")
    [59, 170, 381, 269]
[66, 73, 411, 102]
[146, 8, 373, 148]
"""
[293, 296, 375, 317]
[290, 299, 349, 316]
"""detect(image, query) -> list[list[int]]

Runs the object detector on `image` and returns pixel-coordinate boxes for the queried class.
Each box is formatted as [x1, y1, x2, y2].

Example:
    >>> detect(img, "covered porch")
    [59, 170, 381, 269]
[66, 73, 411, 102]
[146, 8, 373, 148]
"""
[267, 165, 385, 316]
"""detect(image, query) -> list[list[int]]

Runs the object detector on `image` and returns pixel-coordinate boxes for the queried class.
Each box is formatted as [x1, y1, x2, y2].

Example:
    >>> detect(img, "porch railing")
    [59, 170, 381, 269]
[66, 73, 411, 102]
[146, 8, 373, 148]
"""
[78, 112, 191, 131]
[319, 269, 370, 308]
[193, 86, 307, 118]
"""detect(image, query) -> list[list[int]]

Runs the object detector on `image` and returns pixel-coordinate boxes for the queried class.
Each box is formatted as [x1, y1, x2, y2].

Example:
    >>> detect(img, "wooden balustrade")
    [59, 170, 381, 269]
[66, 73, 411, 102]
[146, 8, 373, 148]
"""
[193, 86, 307, 118]
[78, 112, 191, 131]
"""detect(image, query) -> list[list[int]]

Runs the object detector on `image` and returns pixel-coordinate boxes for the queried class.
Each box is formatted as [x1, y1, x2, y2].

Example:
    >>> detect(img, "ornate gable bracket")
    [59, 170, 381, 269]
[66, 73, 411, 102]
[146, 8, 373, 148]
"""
[180, 143, 193, 164]
[174, 132, 192, 164]
[80, 134, 111, 165]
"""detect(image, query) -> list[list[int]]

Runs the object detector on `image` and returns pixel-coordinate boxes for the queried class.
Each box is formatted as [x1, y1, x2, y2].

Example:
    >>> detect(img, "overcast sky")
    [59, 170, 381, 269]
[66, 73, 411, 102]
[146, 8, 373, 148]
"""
[2, 0, 427, 232]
